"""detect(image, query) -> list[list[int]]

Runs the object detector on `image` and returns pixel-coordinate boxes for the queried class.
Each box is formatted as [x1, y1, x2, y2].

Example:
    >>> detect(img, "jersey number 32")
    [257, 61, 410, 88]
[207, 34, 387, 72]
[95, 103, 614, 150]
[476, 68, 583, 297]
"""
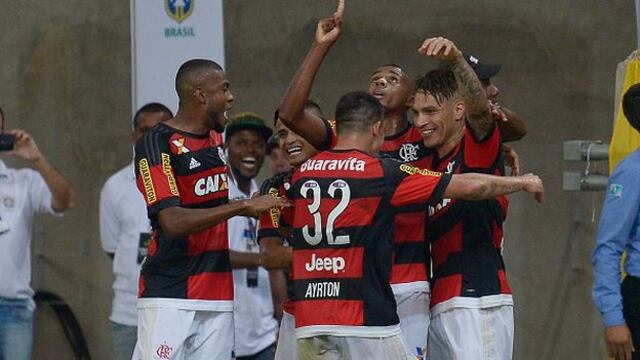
[300, 179, 351, 246]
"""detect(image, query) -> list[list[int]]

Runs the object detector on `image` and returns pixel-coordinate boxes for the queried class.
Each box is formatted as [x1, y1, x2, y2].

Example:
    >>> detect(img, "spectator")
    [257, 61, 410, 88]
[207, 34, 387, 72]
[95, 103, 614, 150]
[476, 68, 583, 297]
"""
[226, 113, 279, 360]
[0, 105, 76, 360]
[99, 103, 172, 360]
[593, 83, 640, 360]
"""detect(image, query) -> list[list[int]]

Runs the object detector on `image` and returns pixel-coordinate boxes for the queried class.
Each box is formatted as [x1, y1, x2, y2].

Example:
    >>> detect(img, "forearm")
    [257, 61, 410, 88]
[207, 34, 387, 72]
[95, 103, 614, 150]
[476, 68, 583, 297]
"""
[497, 106, 527, 142]
[158, 201, 248, 238]
[269, 270, 287, 323]
[229, 250, 260, 269]
[260, 237, 292, 270]
[34, 156, 76, 211]
[449, 56, 492, 138]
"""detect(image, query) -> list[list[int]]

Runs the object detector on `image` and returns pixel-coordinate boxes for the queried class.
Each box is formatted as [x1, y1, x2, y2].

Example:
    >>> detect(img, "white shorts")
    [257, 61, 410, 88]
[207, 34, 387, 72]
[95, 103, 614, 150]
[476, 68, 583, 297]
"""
[428, 305, 514, 360]
[274, 311, 297, 360]
[394, 290, 430, 358]
[132, 307, 235, 360]
[297, 334, 413, 360]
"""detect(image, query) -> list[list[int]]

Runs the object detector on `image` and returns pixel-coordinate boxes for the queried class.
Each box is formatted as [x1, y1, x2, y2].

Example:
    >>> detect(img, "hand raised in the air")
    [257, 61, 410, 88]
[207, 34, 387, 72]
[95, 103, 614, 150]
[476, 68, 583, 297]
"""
[315, 0, 345, 45]
[417, 36, 463, 62]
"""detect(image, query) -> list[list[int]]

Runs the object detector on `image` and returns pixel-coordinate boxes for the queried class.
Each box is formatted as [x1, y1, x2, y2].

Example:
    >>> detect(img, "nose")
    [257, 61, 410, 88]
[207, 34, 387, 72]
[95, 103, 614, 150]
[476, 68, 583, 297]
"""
[374, 77, 388, 88]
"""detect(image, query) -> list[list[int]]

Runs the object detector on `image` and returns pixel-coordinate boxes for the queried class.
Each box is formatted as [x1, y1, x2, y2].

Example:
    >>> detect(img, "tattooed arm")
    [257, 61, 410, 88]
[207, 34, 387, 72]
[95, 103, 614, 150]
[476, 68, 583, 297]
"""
[418, 37, 493, 140]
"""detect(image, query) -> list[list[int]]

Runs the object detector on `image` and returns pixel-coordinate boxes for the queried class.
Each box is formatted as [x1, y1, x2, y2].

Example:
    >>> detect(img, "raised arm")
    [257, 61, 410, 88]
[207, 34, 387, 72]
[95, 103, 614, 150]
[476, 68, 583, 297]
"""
[445, 172, 544, 203]
[10, 129, 76, 211]
[418, 37, 493, 140]
[278, 0, 344, 149]
[493, 104, 527, 142]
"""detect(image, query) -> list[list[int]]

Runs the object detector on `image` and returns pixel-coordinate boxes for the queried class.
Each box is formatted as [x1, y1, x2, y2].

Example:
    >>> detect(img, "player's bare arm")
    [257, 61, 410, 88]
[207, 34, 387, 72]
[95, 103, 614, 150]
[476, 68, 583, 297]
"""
[260, 237, 293, 270]
[418, 37, 493, 140]
[494, 104, 527, 142]
[229, 251, 261, 269]
[445, 172, 544, 203]
[278, 0, 344, 149]
[158, 195, 291, 238]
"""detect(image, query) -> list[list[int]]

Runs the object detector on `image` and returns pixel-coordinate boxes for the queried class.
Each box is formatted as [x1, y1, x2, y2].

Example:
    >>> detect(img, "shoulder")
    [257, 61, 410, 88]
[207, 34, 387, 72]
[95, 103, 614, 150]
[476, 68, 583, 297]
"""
[260, 170, 293, 196]
[611, 149, 640, 182]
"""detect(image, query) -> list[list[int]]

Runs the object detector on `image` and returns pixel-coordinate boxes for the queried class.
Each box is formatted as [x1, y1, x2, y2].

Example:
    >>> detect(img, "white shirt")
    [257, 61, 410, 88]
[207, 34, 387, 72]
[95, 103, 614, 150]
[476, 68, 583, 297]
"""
[100, 163, 151, 327]
[0, 159, 59, 309]
[228, 175, 278, 356]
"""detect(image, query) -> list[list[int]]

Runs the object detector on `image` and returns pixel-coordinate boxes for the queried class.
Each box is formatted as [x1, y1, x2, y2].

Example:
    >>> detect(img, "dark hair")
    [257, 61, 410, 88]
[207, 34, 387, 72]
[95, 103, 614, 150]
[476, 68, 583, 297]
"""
[175, 59, 223, 100]
[304, 100, 324, 118]
[623, 83, 640, 133]
[334, 91, 385, 134]
[415, 67, 458, 105]
[133, 103, 173, 129]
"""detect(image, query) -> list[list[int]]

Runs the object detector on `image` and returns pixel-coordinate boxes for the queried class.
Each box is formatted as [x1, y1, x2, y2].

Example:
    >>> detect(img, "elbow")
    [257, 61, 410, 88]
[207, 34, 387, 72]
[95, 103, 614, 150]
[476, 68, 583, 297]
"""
[53, 188, 77, 212]
[276, 107, 296, 127]
[158, 217, 185, 238]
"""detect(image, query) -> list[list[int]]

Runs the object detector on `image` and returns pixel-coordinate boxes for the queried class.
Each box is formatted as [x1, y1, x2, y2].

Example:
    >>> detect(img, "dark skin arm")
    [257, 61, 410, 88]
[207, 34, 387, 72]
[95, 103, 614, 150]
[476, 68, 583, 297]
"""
[229, 251, 261, 269]
[260, 237, 290, 323]
[260, 236, 293, 270]
[278, 0, 344, 149]
[269, 269, 287, 323]
[493, 104, 527, 142]
[158, 195, 290, 238]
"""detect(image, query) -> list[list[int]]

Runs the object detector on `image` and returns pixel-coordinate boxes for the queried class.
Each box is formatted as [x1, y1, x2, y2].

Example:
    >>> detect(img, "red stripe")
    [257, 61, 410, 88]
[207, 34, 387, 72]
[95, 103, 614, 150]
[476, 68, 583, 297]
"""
[136, 164, 177, 205]
[176, 167, 228, 205]
[431, 222, 463, 268]
[148, 231, 158, 256]
[498, 270, 512, 294]
[389, 263, 427, 284]
[138, 276, 145, 297]
[293, 247, 364, 280]
[393, 212, 425, 243]
[295, 300, 364, 327]
[168, 133, 214, 154]
[430, 274, 462, 307]
[187, 272, 234, 300]
[463, 127, 501, 168]
[390, 173, 441, 208]
[283, 299, 295, 315]
[292, 197, 380, 228]
[188, 222, 228, 255]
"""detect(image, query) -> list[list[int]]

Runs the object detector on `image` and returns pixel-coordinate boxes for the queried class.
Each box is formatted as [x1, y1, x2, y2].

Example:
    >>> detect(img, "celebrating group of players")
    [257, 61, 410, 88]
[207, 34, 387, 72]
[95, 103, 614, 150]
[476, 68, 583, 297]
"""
[132, 1, 544, 359]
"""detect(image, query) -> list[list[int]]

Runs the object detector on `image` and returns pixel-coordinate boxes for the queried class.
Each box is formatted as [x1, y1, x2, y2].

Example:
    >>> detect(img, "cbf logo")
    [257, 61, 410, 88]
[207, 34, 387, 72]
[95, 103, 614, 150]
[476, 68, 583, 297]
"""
[165, 0, 194, 23]
[399, 143, 419, 162]
[416, 347, 427, 359]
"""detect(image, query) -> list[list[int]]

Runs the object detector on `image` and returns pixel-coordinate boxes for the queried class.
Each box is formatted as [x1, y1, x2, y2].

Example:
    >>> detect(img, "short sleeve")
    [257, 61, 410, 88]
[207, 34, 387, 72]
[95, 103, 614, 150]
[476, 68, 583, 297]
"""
[134, 131, 181, 218]
[383, 160, 452, 210]
[25, 170, 59, 216]
[464, 124, 502, 169]
[317, 118, 338, 151]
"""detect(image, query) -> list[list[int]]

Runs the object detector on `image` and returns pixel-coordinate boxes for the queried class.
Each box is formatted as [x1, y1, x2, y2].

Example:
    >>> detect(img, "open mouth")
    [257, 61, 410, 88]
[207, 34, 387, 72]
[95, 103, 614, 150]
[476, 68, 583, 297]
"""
[372, 91, 385, 100]
[241, 156, 257, 169]
[421, 128, 436, 137]
[287, 145, 303, 157]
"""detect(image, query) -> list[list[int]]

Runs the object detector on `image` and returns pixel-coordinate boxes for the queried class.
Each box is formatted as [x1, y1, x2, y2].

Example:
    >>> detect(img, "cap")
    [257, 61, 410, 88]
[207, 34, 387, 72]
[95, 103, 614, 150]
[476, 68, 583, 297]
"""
[225, 112, 273, 142]
[464, 54, 502, 80]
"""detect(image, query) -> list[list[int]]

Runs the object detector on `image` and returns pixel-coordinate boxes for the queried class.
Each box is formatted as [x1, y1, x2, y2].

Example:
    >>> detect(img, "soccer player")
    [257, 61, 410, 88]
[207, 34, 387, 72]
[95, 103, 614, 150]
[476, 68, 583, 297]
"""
[289, 91, 543, 359]
[258, 102, 333, 360]
[132, 59, 289, 360]
[413, 37, 527, 359]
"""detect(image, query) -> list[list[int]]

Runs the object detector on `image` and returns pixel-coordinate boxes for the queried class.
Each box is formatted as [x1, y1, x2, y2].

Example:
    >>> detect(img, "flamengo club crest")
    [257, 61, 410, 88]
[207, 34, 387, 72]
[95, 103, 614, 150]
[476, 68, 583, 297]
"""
[399, 143, 419, 162]
[156, 342, 173, 359]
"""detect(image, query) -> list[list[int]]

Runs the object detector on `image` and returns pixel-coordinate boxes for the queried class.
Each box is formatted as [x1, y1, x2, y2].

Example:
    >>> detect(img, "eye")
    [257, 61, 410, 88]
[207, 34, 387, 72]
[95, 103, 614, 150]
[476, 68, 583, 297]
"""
[388, 77, 399, 84]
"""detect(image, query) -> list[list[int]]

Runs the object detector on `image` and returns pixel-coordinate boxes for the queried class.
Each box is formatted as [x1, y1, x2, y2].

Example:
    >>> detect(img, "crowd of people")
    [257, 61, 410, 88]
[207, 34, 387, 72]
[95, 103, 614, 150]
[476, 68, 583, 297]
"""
[4, 1, 639, 360]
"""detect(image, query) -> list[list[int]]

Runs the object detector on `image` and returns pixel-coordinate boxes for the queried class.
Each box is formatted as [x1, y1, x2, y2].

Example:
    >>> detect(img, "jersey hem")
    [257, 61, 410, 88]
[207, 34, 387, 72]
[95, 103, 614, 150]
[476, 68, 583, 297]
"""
[431, 294, 513, 317]
[137, 298, 234, 312]
[295, 324, 401, 339]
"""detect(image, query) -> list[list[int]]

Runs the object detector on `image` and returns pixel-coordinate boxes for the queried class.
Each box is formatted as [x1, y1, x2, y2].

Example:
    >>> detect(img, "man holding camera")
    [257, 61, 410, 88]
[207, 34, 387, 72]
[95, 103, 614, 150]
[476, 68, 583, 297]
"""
[0, 106, 76, 359]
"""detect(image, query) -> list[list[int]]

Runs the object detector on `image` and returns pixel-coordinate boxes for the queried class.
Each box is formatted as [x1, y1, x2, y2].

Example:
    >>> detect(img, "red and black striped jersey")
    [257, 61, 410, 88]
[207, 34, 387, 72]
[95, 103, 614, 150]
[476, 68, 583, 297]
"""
[379, 124, 435, 292]
[257, 170, 295, 314]
[134, 123, 233, 311]
[426, 125, 512, 316]
[289, 149, 451, 338]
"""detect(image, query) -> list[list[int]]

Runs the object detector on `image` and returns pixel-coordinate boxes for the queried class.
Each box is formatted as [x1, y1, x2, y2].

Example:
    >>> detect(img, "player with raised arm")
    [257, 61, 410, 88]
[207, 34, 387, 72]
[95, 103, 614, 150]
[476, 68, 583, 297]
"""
[290, 91, 543, 359]
[132, 59, 289, 360]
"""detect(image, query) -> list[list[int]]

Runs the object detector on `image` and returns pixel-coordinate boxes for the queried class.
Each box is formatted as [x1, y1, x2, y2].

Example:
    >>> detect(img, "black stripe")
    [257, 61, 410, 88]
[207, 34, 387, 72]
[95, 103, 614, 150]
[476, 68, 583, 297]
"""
[171, 147, 226, 176]
[181, 197, 229, 209]
[394, 242, 427, 265]
[189, 250, 231, 274]
[292, 278, 362, 301]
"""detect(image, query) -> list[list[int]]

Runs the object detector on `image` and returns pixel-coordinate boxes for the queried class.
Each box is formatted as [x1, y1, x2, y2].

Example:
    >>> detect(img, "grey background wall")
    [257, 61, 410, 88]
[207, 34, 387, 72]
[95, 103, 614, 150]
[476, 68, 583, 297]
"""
[0, 0, 635, 359]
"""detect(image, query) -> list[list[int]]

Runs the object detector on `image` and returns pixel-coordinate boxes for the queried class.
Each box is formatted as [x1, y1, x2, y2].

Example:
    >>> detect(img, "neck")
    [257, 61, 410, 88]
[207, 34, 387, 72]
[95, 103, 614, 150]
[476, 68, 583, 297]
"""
[333, 133, 375, 155]
[169, 106, 210, 135]
[436, 128, 465, 158]
[231, 168, 253, 195]
[381, 109, 408, 137]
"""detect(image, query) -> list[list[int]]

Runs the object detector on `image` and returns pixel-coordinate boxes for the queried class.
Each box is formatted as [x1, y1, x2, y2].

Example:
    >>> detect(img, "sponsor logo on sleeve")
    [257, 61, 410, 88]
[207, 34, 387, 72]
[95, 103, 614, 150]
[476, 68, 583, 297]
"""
[268, 187, 281, 228]
[399, 164, 441, 177]
[161, 153, 180, 196]
[139, 159, 157, 204]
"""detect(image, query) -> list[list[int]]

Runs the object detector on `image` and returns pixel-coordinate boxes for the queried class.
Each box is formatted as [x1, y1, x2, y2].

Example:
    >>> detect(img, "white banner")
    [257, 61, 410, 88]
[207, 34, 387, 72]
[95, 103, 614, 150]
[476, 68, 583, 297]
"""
[131, 0, 225, 115]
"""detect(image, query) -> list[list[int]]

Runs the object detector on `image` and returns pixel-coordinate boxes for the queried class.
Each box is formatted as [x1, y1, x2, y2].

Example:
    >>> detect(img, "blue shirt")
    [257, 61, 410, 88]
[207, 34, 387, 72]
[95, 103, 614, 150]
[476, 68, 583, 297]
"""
[592, 148, 640, 327]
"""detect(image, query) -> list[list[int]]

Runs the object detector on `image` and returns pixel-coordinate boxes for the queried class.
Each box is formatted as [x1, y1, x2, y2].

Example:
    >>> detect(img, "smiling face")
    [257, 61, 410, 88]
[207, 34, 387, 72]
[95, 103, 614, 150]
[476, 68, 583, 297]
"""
[411, 91, 465, 151]
[367, 66, 414, 111]
[226, 129, 266, 181]
[275, 118, 318, 168]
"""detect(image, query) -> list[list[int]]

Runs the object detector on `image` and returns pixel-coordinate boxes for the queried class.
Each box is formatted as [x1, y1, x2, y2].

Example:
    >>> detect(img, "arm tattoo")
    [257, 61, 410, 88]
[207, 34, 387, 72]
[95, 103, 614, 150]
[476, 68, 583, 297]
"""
[451, 59, 493, 139]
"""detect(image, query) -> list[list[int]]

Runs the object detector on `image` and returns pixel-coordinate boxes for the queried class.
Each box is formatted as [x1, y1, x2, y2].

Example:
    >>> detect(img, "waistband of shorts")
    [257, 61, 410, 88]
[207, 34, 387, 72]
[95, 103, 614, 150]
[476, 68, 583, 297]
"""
[295, 324, 401, 339]
[431, 294, 513, 317]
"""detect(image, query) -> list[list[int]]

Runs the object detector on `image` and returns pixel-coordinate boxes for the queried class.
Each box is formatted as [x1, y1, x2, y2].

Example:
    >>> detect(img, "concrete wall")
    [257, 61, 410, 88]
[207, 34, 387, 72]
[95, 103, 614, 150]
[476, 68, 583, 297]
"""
[0, 1, 635, 359]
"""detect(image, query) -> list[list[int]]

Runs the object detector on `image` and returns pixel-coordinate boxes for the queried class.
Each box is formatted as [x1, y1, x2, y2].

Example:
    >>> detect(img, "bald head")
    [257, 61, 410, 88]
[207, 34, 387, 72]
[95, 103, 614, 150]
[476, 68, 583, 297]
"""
[175, 59, 224, 101]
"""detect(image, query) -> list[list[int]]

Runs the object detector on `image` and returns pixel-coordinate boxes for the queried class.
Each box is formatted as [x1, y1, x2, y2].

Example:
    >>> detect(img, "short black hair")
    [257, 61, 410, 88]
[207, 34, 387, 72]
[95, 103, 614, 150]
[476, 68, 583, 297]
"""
[623, 83, 640, 133]
[415, 67, 458, 105]
[175, 59, 223, 100]
[273, 100, 324, 126]
[133, 103, 173, 130]
[334, 91, 385, 134]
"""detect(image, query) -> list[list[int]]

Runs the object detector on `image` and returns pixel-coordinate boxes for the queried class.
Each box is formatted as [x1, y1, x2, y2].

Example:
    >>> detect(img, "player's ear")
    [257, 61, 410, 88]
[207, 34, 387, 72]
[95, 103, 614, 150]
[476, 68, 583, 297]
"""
[453, 100, 465, 122]
[372, 120, 383, 137]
